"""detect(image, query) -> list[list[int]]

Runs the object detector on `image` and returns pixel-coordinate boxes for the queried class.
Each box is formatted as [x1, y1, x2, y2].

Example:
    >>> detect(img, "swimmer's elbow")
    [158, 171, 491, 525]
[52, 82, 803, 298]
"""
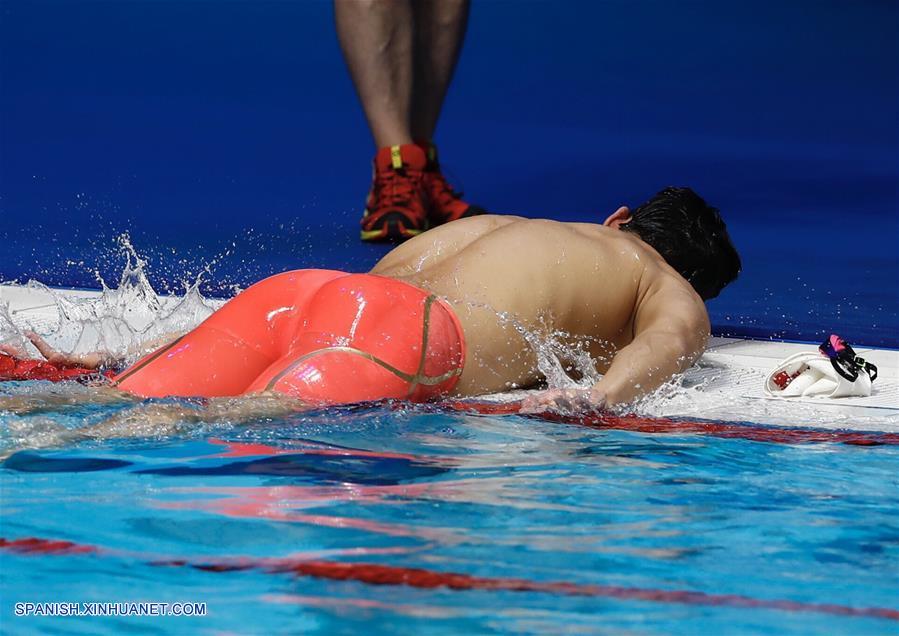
[672, 321, 709, 370]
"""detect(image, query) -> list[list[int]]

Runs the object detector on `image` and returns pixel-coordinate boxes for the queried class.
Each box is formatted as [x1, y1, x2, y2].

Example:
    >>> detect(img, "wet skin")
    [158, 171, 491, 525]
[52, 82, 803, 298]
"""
[371, 215, 710, 405]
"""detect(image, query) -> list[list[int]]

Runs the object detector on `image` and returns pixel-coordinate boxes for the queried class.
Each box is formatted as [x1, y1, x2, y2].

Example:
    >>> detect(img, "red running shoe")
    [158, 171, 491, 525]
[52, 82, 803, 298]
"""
[360, 144, 430, 242]
[418, 141, 486, 226]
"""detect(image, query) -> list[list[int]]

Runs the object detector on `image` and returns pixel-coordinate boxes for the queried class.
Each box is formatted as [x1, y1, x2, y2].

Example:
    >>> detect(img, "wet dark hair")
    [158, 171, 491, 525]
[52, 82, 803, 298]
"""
[620, 187, 741, 300]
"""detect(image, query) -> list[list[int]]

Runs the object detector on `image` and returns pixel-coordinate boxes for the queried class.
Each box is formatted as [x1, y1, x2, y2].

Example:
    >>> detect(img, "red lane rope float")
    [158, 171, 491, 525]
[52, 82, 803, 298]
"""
[444, 400, 899, 447]
[0, 537, 97, 555]
[3, 536, 898, 621]
[0, 353, 113, 383]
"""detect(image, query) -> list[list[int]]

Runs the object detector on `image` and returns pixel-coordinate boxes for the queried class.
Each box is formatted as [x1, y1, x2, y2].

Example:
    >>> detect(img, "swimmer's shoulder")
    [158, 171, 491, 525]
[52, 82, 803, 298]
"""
[558, 221, 699, 303]
[470, 219, 648, 265]
[636, 254, 709, 334]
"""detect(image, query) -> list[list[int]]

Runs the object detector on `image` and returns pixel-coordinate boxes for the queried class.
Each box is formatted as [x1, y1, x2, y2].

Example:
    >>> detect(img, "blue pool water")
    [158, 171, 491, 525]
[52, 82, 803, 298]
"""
[2, 400, 898, 634]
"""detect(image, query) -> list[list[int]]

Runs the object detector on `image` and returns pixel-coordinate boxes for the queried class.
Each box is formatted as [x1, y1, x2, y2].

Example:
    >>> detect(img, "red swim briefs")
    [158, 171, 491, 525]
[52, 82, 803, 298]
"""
[112, 270, 466, 403]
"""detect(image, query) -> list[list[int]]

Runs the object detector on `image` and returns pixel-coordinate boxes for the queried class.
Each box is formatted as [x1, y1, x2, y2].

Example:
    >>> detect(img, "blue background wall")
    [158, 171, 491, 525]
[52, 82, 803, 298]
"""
[2, 0, 897, 346]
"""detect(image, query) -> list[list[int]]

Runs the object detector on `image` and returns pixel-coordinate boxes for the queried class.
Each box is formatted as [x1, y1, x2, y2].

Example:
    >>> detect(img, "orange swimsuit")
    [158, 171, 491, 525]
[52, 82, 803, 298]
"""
[112, 270, 466, 403]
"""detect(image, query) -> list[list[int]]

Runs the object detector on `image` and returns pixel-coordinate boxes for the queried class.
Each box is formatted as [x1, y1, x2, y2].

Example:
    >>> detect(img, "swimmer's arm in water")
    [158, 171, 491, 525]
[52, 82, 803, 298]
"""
[597, 280, 709, 406]
[0, 392, 306, 460]
[20, 330, 187, 371]
[74, 393, 307, 439]
[0, 331, 190, 417]
[0, 385, 138, 415]
[19, 331, 112, 369]
[524, 278, 709, 412]
[370, 215, 524, 277]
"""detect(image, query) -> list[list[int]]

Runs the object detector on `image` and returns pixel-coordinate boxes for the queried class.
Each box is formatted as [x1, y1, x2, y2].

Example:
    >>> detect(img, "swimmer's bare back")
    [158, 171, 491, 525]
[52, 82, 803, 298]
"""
[371, 215, 710, 406]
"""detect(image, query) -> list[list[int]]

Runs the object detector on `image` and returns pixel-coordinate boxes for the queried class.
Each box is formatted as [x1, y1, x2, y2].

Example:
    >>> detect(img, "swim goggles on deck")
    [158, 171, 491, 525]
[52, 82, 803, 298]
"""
[818, 334, 878, 383]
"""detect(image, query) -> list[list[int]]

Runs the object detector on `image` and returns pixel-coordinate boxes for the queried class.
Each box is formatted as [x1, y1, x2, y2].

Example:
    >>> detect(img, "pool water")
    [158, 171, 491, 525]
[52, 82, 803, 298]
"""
[2, 399, 897, 635]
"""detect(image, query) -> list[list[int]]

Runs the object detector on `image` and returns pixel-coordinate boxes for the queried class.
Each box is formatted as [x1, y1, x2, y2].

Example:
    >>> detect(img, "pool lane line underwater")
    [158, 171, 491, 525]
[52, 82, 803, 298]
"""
[2, 537, 898, 622]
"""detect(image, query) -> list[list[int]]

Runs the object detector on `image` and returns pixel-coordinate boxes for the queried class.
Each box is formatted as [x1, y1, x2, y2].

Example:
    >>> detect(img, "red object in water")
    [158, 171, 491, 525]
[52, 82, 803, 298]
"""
[0, 352, 111, 382]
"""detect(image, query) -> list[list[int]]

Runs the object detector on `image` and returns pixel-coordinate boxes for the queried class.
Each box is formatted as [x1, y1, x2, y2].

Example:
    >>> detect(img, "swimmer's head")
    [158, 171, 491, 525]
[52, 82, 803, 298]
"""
[604, 186, 741, 300]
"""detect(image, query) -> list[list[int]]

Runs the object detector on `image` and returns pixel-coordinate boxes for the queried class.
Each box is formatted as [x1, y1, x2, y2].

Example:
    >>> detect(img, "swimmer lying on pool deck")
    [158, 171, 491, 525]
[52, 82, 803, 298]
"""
[17, 186, 740, 416]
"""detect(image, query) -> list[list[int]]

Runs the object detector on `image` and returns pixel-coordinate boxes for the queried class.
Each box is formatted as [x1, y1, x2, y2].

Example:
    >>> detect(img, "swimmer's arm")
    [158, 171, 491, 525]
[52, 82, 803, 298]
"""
[1, 331, 112, 370]
[23, 330, 186, 370]
[0, 393, 307, 459]
[370, 215, 524, 277]
[594, 284, 710, 406]
[0, 385, 138, 416]
[520, 283, 708, 414]
[73, 393, 307, 441]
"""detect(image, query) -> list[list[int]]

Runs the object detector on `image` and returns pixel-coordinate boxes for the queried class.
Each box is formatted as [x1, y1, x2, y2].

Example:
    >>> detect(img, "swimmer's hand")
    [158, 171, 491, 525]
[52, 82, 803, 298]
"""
[519, 387, 608, 416]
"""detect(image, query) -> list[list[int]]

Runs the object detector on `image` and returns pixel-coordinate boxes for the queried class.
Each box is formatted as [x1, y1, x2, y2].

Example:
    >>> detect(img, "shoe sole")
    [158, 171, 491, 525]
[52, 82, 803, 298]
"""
[360, 218, 425, 242]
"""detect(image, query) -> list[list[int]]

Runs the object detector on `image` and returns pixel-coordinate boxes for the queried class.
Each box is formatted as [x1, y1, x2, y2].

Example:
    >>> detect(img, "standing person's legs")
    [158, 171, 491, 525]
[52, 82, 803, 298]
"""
[335, 0, 430, 241]
[334, 0, 414, 148]
[335, 0, 482, 242]
[333, 0, 471, 148]
[410, 0, 485, 227]
[409, 0, 471, 143]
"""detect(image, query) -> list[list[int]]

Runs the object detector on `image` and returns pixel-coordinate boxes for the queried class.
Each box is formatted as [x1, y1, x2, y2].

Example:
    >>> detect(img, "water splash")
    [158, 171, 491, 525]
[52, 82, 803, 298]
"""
[0, 234, 222, 365]
[503, 312, 606, 390]
[0, 305, 28, 352]
[456, 299, 610, 391]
